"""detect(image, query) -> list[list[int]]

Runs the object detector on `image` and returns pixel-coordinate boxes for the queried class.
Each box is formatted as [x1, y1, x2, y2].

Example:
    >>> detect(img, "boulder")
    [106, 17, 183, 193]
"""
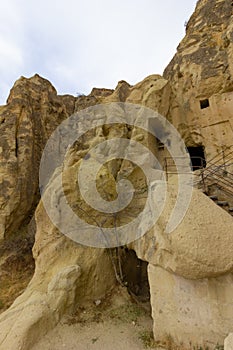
[225, 333, 233, 350]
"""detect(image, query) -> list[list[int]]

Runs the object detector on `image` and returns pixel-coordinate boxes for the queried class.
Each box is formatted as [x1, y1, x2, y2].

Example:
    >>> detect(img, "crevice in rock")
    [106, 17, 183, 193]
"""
[121, 248, 150, 304]
[15, 137, 18, 158]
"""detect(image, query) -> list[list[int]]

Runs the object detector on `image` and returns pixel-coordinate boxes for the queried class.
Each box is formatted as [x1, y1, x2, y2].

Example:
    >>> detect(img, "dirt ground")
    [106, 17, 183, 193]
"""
[32, 287, 163, 350]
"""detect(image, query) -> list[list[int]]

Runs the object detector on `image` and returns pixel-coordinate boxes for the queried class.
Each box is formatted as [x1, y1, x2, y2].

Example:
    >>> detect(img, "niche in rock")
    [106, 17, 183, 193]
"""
[121, 248, 150, 303]
[187, 146, 206, 170]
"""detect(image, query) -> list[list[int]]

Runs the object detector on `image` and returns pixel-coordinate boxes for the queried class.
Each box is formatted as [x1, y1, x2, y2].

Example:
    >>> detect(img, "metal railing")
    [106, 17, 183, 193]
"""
[163, 156, 205, 182]
[198, 162, 233, 196]
[163, 146, 233, 198]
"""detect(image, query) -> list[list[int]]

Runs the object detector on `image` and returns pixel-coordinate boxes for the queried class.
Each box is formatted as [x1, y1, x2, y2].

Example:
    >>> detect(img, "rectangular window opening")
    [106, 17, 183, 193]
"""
[200, 99, 210, 109]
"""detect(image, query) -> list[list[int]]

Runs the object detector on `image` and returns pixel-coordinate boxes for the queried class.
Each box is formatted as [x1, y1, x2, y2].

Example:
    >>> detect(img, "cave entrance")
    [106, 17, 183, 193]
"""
[121, 249, 150, 303]
[200, 98, 210, 109]
[187, 146, 206, 170]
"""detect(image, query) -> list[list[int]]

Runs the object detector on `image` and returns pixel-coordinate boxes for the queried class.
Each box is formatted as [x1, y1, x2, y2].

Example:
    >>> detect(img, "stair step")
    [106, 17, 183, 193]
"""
[209, 195, 218, 200]
[217, 201, 229, 206]
[228, 207, 233, 212]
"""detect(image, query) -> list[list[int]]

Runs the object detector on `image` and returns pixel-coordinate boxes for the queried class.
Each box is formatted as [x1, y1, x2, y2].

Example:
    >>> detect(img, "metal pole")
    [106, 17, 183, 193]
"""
[164, 158, 168, 182]
[222, 148, 227, 174]
[201, 168, 206, 193]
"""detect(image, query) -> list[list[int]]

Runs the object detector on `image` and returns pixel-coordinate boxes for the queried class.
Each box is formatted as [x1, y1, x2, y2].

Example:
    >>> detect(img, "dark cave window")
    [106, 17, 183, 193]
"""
[187, 146, 206, 170]
[200, 99, 210, 109]
[156, 138, 165, 150]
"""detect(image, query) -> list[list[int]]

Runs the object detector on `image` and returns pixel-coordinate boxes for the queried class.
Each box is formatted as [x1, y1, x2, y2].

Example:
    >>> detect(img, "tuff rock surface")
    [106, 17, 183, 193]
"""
[164, 0, 233, 160]
[225, 333, 233, 350]
[0, 74, 75, 239]
[0, 0, 233, 349]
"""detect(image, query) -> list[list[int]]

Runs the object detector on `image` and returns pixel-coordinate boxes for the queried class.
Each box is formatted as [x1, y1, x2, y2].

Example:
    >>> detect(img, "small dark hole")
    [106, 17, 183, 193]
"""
[200, 99, 210, 109]
[187, 146, 206, 170]
[156, 138, 165, 150]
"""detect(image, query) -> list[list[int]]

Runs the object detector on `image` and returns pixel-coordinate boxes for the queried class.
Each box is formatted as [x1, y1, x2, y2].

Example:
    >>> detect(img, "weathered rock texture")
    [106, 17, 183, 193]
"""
[130, 183, 233, 347]
[225, 333, 233, 350]
[0, 264, 81, 350]
[164, 0, 233, 160]
[0, 74, 76, 239]
[148, 265, 233, 348]
[0, 200, 116, 350]
[149, 0, 233, 345]
[0, 73, 170, 240]
[0, 0, 233, 349]
[132, 184, 233, 280]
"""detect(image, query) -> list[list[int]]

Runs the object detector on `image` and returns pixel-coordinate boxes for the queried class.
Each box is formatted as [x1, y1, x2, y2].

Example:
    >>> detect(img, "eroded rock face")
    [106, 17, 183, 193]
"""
[130, 181, 233, 347]
[148, 265, 233, 348]
[0, 74, 76, 239]
[164, 0, 233, 160]
[0, 0, 233, 348]
[0, 265, 81, 350]
[0, 198, 116, 350]
[225, 333, 233, 350]
[131, 184, 233, 280]
[0, 73, 170, 241]
[164, 0, 233, 96]
[0, 78, 175, 349]
[32, 200, 116, 303]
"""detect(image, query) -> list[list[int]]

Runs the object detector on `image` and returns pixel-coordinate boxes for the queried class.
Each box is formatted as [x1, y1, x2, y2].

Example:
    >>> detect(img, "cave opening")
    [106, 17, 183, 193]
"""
[200, 99, 210, 109]
[121, 248, 150, 304]
[187, 146, 206, 170]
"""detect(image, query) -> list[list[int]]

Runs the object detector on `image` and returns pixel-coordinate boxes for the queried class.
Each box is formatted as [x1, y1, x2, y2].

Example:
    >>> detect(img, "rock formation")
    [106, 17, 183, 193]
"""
[0, 74, 76, 239]
[225, 333, 233, 350]
[0, 0, 233, 349]
[164, 0, 233, 161]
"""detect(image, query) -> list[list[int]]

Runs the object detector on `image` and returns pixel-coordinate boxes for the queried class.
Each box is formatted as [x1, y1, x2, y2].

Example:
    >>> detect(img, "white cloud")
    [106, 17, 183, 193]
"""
[0, 37, 23, 65]
[0, 0, 197, 104]
[0, 0, 25, 102]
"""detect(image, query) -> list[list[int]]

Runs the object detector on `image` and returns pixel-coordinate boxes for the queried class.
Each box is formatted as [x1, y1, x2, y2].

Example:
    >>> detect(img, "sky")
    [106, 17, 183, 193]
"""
[0, 0, 197, 104]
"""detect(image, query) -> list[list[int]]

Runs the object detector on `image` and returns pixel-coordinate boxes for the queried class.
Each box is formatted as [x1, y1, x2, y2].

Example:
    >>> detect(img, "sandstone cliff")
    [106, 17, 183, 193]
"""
[0, 0, 233, 349]
[164, 0, 233, 160]
[0, 74, 76, 239]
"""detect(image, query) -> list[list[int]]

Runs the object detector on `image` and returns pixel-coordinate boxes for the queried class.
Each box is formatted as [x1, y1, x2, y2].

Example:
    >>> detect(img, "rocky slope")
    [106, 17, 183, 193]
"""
[0, 0, 233, 349]
[164, 0, 233, 96]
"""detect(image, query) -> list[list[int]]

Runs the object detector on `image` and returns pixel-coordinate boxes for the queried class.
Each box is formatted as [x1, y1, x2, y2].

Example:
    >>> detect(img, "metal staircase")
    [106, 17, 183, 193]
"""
[196, 147, 233, 215]
[164, 146, 233, 216]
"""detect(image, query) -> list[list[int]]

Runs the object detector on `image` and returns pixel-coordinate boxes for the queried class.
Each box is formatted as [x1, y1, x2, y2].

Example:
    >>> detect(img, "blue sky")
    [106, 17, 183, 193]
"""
[0, 0, 197, 104]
